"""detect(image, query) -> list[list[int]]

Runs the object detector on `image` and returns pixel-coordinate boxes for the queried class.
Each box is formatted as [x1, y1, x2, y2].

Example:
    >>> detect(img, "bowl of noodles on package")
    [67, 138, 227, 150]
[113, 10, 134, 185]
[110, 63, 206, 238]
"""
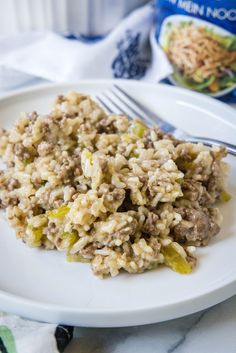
[156, 1, 236, 99]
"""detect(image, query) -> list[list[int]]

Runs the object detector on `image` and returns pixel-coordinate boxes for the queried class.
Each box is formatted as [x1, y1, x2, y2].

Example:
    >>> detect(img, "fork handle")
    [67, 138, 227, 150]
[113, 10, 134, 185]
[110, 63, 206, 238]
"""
[186, 136, 236, 156]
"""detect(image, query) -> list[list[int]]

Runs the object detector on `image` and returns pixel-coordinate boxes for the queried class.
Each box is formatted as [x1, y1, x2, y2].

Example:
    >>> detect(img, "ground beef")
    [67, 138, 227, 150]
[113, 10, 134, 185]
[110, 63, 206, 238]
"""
[14, 143, 31, 161]
[44, 221, 57, 236]
[148, 237, 161, 256]
[55, 156, 80, 182]
[41, 122, 50, 135]
[0, 195, 18, 207]
[173, 207, 220, 246]
[0, 127, 7, 136]
[80, 244, 96, 259]
[143, 128, 178, 148]
[28, 111, 38, 122]
[96, 117, 117, 133]
[8, 178, 20, 191]
[182, 179, 204, 201]
[182, 179, 214, 205]
[186, 254, 197, 268]
[111, 220, 137, 246]
[142, 212, 160, 236]
[56, 95, 66, 104]
[98, 183, 125, 212]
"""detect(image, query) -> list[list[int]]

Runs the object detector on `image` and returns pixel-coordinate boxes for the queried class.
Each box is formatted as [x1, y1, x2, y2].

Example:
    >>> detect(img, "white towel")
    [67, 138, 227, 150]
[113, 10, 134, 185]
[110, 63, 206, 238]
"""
[0, 313, 73, 353]
[0, 3, 172, 91]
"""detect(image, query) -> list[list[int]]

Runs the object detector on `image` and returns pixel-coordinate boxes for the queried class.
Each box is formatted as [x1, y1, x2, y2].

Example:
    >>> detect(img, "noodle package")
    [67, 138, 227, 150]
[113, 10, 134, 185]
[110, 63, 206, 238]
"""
[155, 0, 236, 101]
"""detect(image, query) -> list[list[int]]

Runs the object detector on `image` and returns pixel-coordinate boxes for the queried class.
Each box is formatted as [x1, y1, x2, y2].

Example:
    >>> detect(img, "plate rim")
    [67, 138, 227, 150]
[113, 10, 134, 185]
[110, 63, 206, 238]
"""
[1, 79, 236, 126]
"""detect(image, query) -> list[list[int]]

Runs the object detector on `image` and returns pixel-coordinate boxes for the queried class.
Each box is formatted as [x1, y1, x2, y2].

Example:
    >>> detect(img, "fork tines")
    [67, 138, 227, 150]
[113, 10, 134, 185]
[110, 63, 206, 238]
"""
[95, 85, 156, 127]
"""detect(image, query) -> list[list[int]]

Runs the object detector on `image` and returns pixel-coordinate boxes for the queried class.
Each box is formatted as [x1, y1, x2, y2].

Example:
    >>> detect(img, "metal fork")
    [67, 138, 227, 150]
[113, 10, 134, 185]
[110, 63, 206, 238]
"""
[95, 84, 236, 156]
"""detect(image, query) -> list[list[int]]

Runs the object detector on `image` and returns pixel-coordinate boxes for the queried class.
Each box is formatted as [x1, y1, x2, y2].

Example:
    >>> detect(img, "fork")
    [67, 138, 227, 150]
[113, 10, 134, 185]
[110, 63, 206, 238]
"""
[95, 84, 236, 156]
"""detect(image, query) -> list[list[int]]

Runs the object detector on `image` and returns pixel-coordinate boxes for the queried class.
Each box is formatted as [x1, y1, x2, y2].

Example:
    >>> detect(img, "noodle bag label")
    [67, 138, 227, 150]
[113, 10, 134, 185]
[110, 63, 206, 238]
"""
[155, 0, 236, 101]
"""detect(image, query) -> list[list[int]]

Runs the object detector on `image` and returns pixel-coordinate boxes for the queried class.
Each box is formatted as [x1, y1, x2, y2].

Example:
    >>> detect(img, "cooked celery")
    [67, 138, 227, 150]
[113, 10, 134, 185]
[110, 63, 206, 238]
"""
[220, 191, 231, 202]
[122, 133, 133, 143]
[32, 226, 44, 242]
[26, 224, 44, 246]
[175, 157, 194, 171]
[129, 121, 147, 138]
[66, 253, 91, 263]
[129, 151, 138, 158]
[47, 205, 70, 219]
[61, 231, 78, 245]
[162, 243, 192, 274]
[23, 157, 34, 165]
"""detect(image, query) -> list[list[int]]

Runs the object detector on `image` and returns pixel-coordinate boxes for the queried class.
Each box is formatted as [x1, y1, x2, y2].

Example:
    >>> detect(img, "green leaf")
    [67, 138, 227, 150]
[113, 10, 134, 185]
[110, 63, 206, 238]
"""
[173, 72, 215, 92]
[219, 75, 236, 89]
[205, 30, 236, 50]
[0, 326, 17, 353]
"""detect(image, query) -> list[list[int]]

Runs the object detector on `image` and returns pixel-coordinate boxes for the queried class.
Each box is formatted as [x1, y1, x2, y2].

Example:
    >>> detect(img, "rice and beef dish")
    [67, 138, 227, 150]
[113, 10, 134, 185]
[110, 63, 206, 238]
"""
[0, 92, 230, 278]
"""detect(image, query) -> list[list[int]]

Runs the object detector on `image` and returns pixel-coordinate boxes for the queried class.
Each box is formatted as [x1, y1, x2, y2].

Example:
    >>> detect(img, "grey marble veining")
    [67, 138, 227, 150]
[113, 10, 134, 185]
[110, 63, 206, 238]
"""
[65, 295, 236, 353]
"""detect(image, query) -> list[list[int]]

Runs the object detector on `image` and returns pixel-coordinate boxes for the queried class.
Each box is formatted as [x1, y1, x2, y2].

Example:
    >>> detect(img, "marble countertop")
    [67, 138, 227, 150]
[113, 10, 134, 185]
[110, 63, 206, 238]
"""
[65, 295, 236, 353]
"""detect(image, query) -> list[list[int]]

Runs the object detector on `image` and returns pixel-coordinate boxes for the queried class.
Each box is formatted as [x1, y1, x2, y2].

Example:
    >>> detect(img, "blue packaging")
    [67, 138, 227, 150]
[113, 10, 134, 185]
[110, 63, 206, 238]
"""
[155, 0, 236, 101]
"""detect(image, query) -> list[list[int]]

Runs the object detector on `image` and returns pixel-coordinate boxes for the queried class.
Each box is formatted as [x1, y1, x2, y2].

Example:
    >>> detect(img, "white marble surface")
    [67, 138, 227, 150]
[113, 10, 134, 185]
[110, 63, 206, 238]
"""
[65, 295, 236, 353]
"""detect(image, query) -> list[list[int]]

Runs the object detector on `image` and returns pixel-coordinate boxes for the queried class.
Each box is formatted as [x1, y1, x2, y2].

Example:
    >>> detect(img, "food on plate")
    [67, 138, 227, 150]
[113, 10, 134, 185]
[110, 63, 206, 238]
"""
[0, 92, 230, 278]
[163, 22, 236, 94]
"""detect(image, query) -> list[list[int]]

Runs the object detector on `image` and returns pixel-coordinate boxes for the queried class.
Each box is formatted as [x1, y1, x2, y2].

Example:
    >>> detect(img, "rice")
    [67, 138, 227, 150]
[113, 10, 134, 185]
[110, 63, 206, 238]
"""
[0, 92, 230, 278]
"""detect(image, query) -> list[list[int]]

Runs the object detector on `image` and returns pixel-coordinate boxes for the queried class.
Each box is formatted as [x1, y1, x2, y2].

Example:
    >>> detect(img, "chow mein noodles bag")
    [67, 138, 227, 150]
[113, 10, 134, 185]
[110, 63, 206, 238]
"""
[155, 0, 236, 101]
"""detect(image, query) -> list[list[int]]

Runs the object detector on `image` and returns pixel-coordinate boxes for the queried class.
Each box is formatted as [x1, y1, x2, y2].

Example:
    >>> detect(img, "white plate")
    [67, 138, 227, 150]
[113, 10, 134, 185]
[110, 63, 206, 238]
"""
[0, 80, 236, 327]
